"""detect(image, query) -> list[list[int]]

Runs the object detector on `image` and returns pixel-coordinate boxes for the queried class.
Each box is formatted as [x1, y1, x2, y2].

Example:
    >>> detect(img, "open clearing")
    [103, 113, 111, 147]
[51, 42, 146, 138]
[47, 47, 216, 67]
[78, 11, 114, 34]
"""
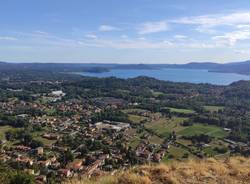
[204, 105, 225, 112]
[179, 124, 228, 138]
[0, 125, 16, 139]
[128, 114, 147, 124]
[166, 107, 195, 114]
[145, 117, 187, 137]
[161, 145, 190, 163]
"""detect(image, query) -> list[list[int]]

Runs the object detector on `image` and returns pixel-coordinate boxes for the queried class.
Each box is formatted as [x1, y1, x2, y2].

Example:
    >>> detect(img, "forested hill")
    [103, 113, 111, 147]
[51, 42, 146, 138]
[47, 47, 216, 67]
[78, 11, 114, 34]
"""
[157, 60, 250, 75]
[0, 60, 250, 75]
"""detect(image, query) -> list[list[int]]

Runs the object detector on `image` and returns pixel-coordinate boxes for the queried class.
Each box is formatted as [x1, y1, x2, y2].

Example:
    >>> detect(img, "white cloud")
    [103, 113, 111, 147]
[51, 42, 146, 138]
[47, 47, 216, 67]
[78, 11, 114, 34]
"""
[195, 26, 217, 34]
[174, 35, 187, 39]
[99, 25, 120, 32]
[172, 12, 250, 28]
[137, 37, 146, 40]
[135, 12, 250, 36]
[85, 34, 98, 39]
[12, 31, 222, 50]
[137, 21, 169, 34]
[82, 36, 220, 50]
[236, 24, 250, 29]
[121, 34, 128, 39]
[213, 30, 250, 46]
[34, 30, 49, 35]
[0, 36, 17, 41]
[234, 49, 250, 55]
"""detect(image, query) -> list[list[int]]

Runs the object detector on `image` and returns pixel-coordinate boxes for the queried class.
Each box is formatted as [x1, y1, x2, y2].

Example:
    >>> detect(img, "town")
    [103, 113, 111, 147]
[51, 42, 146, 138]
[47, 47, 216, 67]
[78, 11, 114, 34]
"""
[0, 70, 250, 183]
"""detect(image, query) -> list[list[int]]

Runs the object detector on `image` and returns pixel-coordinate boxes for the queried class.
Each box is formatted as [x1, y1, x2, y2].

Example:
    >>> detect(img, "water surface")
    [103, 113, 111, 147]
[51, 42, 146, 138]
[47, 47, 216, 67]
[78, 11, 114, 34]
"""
[78, 68, 250, 85]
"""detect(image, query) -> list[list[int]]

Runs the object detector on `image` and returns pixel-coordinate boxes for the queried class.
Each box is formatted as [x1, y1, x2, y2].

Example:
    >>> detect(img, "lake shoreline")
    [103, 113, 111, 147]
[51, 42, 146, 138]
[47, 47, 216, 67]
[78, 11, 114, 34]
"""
[74, 68, 250, 85]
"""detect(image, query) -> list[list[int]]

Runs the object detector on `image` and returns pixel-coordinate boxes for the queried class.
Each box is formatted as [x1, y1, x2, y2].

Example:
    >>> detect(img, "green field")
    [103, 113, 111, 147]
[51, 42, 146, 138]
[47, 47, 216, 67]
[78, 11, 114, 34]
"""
[31, 128, 56, 146]
[179, 124, 228, 138]
[148, 135, 163, 144]
[127, 128, 142, 149]
[0, 126, 17, 140]
[128, 114, 147, 124]
[122, 108, 148, 114]
[203, 146, 219, 156]
[45, 108, 57, 115]
[161, 145, 190, 163]
[150, 90, 165, 97]
[34, 136, 57, 146]
[129, 134, 141, 149]
[167, 107, 195, 114]
[204, 105, 224, 112]
[145, 117, 187, 137]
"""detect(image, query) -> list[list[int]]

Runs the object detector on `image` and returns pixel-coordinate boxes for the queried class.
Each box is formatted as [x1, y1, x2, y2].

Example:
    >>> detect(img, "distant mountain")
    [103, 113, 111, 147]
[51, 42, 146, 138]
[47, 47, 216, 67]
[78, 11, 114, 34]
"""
[210, 60, 250, 75]
[153, 62, 219, 69]
[0, 62, 110, 73]
[156, 60, 250, 75]
[113, 64, 158, 70]
[0, 60, 250, 75]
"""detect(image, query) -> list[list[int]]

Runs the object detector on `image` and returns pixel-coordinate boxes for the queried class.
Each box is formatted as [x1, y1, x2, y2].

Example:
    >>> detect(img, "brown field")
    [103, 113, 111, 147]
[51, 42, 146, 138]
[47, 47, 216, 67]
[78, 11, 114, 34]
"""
[66, 156, 250, 184]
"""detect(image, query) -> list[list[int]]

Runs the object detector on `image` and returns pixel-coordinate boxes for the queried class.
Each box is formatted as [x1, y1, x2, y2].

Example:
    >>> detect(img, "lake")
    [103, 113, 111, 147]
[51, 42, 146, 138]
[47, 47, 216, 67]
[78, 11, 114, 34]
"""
[77, 68, 250, 85]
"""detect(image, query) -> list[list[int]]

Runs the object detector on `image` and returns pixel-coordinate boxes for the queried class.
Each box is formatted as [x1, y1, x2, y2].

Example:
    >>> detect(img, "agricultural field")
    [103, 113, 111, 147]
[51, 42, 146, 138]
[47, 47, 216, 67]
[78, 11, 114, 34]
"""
[128, 134, 142, 149]
[150, 90, 165, 97]
[128, 114, 147, 124]
[166, 107, 195, 114]
[0, 125, 17, 139]
[202, 139, 229, 156]
[127, 128, 143, 149]
[31, 128, 56, 146]
[145, 117, 187, 137]
[161, 145, 190, 163]
[148, 135, 164, 144]
[203, 105, 225, 112]
[34, 136, 57, 147]
[178, 124, 228, 138]
[122, 108, 148, 114]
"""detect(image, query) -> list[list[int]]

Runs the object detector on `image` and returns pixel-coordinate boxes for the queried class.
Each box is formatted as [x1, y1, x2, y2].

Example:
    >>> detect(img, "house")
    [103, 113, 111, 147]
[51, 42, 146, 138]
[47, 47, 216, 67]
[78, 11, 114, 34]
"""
[70, 160, 83, 171]
[36, 175, 47, 183]
[51, 90, 65, 97]
[37, 160, 51, 167]
[85, 155, 108, 178]
[16, 156, 34, 166]
[36, 147, 44, 155]
[42, 133, 59, 140]
[17, 114, 28, 118]
[152, 153, 161, 163]
[50, 162, 61, 169]
[24, 169, 35, 175]
[15, 145, 31, 152]
[223, 128, 231, 132]
[58, 169, 72, 178]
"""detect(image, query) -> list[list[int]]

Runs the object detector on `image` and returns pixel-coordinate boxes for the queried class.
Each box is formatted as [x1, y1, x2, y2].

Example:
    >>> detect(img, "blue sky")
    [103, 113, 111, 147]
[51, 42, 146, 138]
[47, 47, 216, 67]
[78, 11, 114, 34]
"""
[1, 0, 250, 63]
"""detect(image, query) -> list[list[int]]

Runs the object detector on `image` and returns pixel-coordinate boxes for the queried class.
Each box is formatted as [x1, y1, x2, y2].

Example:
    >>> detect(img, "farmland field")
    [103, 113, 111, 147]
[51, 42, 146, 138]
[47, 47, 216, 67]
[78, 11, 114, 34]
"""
[128, 114, 147, 124]
[167, 107, 195, 114]
[0, 125, 17, 139]
[179, 124, 228, 138]
[145, 117, 187, 137]
[204, 105, 225, 112]
[161, 145, 190, 163]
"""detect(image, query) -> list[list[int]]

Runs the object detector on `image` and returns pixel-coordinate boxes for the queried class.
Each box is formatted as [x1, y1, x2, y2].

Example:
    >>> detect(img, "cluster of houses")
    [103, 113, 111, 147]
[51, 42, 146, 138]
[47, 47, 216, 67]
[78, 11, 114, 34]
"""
[135, 140, 168, 163]
[0, 94, 152, 183]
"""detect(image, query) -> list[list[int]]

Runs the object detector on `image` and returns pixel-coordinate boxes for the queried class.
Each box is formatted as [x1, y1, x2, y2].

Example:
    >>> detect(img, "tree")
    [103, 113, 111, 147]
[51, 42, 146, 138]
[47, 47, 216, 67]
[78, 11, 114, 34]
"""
[9, 172, 35, 184]
[59, 150, 74, 165]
